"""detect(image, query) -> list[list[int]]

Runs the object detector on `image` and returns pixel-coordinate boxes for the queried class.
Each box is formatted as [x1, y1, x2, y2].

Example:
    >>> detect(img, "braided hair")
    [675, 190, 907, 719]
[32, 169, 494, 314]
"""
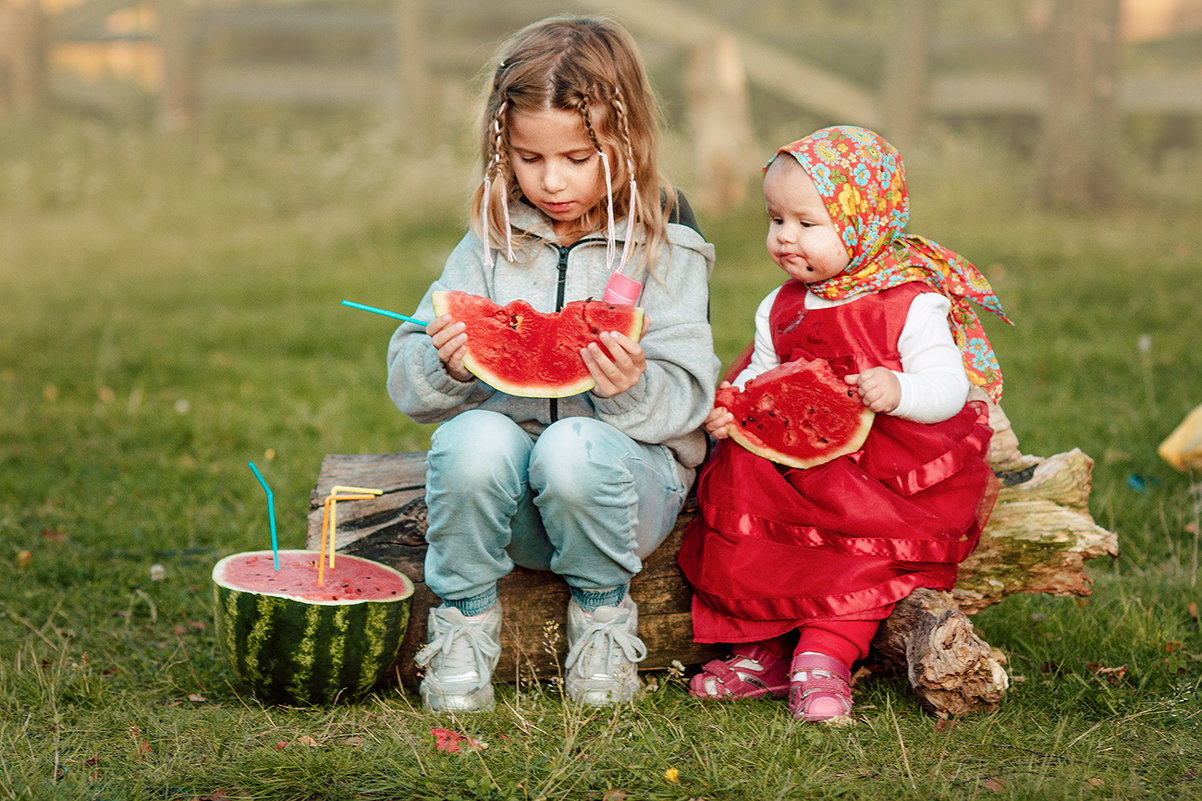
[471, 16, 677, 274]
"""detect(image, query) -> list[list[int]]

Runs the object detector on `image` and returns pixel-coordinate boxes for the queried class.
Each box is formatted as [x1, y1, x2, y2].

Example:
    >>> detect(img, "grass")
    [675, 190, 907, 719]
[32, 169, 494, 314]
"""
[1, 108, 1201, 800]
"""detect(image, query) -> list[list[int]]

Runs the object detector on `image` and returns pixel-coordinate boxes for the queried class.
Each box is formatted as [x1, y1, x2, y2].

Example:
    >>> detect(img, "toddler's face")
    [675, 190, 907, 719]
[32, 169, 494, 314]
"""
[762, 157, 850, 284]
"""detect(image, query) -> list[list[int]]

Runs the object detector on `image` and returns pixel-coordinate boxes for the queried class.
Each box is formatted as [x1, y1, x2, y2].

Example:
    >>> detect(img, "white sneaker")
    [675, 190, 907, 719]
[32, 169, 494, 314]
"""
[414, 602, 502, 712]
[564, 595, 647, 705]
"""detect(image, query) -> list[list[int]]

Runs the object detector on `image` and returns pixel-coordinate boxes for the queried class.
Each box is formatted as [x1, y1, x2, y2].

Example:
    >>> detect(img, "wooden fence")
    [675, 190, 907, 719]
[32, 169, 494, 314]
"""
[4, 0, 1202, 209]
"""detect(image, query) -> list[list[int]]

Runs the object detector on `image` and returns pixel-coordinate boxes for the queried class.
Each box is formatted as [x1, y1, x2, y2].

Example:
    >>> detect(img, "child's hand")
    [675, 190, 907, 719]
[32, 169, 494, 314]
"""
[845, 367, 901, 414]
[583, 331, 646, 398]
[704, 382, 736, 438]
[427, 315, 473, 382]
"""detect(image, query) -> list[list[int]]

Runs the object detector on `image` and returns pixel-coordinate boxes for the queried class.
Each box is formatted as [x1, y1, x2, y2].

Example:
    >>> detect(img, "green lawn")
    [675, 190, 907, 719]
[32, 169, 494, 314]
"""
[1, 111, 1200, 800]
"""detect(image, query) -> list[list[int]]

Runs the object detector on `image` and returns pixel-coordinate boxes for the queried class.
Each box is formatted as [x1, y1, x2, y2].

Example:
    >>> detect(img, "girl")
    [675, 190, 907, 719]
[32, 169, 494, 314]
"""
[386, 16, 718, 712]
[678, 126, 1009, 724]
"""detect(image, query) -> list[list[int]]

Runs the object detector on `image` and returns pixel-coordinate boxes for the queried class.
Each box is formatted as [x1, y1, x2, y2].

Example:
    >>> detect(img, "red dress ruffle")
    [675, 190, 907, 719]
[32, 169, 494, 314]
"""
[678, 281, 998, 644]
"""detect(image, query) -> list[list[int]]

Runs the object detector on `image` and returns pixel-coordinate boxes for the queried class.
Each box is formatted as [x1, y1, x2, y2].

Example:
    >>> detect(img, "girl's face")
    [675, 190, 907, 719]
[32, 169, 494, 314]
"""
[507, 108, 608, 243]
[762, 156, 850, 284]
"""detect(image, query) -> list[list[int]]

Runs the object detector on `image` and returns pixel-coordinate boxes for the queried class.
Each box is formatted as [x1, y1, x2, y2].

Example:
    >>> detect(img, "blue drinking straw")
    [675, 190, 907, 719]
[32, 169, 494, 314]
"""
[341, 299, 428, 327]
[247, 461, 279, 570]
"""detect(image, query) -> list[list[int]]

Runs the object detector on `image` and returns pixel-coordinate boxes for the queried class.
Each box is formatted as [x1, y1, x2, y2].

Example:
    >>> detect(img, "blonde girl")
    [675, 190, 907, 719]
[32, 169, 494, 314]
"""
[386, 16, 718, 712]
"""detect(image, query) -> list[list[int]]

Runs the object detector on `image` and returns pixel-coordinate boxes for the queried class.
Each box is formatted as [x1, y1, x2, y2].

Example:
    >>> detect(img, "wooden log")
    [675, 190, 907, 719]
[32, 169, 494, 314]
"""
[866, 588, 1010, 719]
[307, 453, 723, 688]
[306, 439, 1117, 699]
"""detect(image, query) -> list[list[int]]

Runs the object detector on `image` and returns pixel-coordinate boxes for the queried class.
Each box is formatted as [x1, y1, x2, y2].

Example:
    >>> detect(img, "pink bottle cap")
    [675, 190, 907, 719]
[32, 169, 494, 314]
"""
[603, 272, 642, 306]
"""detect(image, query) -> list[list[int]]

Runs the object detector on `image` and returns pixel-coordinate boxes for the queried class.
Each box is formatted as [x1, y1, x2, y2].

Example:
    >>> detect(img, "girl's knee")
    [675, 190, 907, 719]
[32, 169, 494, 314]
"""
[429, 410, 532, 492]
[530, 419, 634, 500]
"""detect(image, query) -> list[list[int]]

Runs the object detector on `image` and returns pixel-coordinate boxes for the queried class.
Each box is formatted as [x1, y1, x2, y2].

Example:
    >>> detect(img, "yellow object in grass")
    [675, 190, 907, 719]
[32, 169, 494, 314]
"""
[1159, 402, 1202, 471]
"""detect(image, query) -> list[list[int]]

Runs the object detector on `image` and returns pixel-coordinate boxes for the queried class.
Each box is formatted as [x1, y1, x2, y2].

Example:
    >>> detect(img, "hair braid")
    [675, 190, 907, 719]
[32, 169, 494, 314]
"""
[471, 16, 678, 272]
[610, 87, 637, 184]
[576, 92, 603, 154]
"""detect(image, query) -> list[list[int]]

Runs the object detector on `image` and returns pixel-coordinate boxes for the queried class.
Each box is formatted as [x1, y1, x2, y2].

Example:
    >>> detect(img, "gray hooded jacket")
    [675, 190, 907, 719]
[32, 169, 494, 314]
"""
[386, 199, 718, 470]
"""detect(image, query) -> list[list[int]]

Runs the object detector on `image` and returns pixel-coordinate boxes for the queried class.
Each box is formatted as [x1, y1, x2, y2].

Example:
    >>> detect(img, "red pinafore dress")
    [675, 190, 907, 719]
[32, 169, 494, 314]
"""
[678, 280, 998, 644]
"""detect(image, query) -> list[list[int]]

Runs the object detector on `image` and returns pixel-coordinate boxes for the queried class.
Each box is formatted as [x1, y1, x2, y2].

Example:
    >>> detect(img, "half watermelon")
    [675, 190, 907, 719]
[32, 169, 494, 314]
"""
[430, 290, 646, 398]
[212, 550, 414, 706]
[716, 358, 875, 470]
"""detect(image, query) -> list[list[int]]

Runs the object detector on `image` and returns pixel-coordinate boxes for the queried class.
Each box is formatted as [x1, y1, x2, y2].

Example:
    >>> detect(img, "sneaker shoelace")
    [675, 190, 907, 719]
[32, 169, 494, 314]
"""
[565, 614, 648, 675]
[415, 617, 501, 683]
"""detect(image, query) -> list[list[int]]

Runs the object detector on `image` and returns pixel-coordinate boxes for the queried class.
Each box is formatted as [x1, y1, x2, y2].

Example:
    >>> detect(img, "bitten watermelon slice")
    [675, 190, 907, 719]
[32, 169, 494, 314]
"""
[716, 358, 875, 469]
[212, 550, 414, 706]
[431, 290, 645, 398]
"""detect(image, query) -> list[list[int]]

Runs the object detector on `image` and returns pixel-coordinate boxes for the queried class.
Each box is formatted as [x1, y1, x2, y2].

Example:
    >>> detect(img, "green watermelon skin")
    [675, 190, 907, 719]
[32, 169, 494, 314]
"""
[212, 550, 413, 706]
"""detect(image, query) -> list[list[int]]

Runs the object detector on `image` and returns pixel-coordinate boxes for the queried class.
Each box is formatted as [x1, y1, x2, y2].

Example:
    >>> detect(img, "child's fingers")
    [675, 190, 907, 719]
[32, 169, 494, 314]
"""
[581, 334, 645, 397]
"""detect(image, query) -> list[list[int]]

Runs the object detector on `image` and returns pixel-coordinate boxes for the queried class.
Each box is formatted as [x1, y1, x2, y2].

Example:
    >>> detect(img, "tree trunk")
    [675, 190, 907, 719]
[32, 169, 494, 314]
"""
[1037, 0, 1122, 209]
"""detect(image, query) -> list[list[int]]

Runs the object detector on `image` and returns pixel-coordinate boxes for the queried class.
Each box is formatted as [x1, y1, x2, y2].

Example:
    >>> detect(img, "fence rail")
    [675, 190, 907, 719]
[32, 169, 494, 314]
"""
[3, 0, 1201, 209]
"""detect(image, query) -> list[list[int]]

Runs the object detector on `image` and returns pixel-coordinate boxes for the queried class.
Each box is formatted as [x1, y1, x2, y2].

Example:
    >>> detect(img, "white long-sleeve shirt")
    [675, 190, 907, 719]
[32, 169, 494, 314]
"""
[734, 286, 969, 424]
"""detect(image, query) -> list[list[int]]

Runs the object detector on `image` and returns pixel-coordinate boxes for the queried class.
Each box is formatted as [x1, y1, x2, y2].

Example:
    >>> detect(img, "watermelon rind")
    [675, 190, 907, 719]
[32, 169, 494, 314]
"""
[431, 290, 645, 398]
[212, 550, 414, 706]
[719, 359, 875, 470]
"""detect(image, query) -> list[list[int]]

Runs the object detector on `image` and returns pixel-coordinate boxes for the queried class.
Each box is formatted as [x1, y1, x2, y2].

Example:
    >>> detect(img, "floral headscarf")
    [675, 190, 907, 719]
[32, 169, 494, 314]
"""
[770, 126, 1011, 402]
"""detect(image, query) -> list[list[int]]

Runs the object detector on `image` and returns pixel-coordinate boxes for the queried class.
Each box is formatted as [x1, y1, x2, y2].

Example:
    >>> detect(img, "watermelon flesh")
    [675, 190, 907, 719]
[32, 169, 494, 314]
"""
[716, 358, 875, 470]
[430, 290, 645, 398]
[212, 550, 414, 705]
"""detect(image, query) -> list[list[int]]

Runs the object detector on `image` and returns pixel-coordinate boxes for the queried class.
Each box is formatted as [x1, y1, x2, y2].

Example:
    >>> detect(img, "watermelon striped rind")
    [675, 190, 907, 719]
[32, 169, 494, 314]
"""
[430, 290, 645, 398]
[212, 550, 413, 706]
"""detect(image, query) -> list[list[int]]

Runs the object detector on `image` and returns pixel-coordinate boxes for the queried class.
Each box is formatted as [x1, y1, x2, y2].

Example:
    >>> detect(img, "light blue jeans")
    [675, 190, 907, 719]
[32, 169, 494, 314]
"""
[423, 409, 691, 613]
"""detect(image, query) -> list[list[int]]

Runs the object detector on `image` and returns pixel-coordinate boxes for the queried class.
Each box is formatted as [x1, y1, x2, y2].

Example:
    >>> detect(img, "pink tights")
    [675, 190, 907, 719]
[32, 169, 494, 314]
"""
[754, 618, 883, 671]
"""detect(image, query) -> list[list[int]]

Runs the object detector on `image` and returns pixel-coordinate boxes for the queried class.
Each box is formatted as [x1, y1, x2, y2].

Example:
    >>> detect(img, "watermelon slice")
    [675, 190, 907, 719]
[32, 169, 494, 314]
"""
[212, 550, 414, 706]
[716, 358, 875, 469]
[430, 290, 645, 398]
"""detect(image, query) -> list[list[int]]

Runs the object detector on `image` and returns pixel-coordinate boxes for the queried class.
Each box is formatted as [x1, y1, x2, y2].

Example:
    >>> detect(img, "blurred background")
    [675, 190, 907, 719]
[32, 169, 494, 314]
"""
[3, 0, 1201, 217]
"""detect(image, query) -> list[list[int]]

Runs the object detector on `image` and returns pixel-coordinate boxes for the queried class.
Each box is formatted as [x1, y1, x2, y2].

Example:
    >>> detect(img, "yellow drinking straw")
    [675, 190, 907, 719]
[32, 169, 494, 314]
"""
[317, 485, 383, 583]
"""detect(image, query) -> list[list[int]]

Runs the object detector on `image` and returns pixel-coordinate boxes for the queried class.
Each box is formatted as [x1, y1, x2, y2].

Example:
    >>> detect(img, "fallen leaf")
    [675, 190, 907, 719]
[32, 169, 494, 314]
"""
[1091, 664, 1128, 686]
[1190, 602, 1198, 619]
[296, 735, 318, 748]
[187, 694, 207, 703]
[15, 550, 32, 571]
[982, 777, 1006, 793]
[601, 790, 628, 801]
[41, 529, 67, 543]
[431, 728, 484, 753]
[1088, 778, 1105, 787]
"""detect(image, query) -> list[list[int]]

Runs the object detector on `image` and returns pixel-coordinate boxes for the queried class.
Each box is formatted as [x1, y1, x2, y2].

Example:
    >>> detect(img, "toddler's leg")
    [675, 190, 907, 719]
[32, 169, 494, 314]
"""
[688, 634, 794, 700]
[790, 619, 882, 724]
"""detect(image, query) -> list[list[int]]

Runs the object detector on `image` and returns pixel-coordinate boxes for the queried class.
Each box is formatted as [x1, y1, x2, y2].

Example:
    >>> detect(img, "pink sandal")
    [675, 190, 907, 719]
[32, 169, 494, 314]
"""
[789, 653, 854, 723]
[689, 644, 791, 700]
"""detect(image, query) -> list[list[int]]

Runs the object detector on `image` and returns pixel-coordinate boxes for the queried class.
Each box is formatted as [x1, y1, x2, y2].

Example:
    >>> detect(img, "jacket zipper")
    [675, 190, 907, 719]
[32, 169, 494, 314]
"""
[549, 244, 572, 423]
